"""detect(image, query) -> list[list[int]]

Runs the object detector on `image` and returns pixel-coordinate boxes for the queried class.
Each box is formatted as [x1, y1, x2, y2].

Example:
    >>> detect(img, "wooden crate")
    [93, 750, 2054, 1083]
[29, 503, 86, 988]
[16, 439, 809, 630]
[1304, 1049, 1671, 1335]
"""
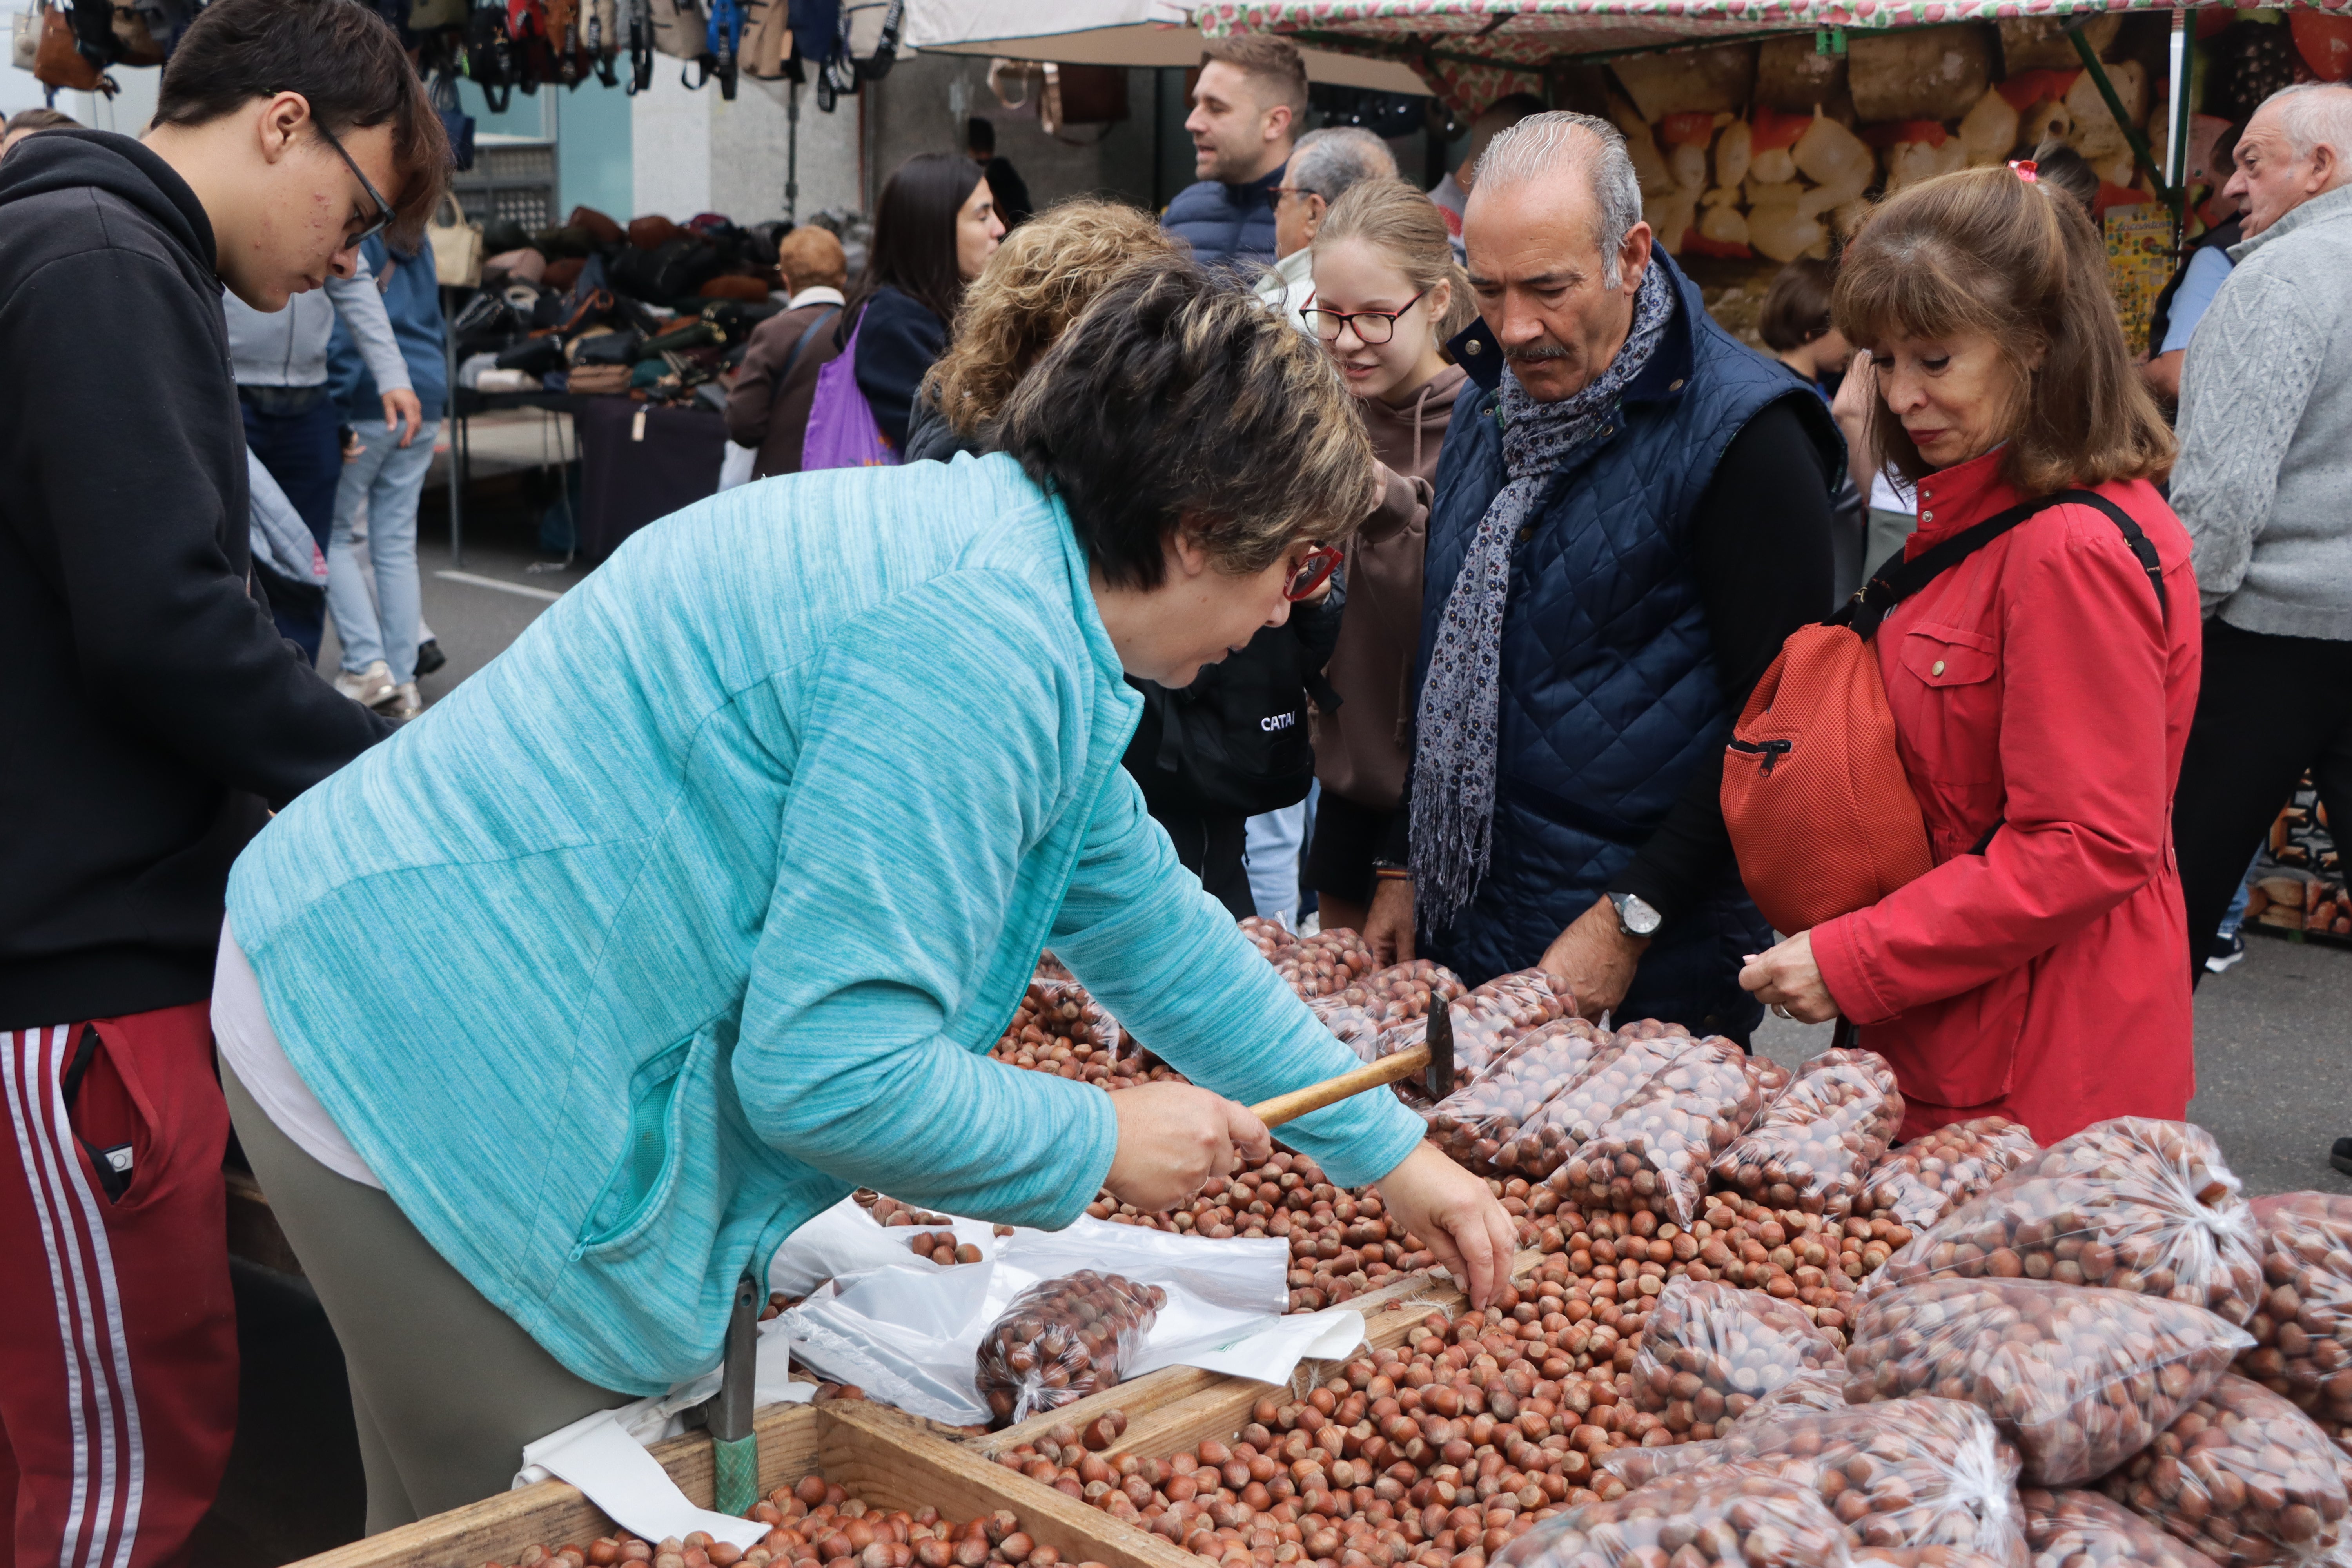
[280, 1255, 1526, 1568]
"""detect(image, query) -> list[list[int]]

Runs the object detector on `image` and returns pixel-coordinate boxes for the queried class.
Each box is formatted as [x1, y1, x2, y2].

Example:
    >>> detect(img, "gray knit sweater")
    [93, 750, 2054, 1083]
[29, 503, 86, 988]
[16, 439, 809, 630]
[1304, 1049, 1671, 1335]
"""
[2170, 182, 2352, 639]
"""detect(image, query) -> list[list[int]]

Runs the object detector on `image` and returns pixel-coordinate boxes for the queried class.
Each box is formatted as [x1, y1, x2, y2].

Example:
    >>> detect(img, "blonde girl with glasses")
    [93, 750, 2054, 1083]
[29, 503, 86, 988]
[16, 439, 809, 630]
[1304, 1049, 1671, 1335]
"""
[1300, 179, 1478, 938]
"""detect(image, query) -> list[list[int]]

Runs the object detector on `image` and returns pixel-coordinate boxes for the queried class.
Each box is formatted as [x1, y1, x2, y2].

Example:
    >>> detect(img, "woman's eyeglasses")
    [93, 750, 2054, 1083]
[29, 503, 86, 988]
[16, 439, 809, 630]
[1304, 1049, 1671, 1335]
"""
[1285, 544, 1343, 602]
[1301, 288, 1430, 347]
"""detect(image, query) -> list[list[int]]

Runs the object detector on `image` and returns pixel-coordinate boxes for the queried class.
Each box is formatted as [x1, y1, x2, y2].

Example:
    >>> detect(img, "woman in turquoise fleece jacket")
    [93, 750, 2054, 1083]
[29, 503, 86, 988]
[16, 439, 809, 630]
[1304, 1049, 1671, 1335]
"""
[216, 259, 1513, 1524]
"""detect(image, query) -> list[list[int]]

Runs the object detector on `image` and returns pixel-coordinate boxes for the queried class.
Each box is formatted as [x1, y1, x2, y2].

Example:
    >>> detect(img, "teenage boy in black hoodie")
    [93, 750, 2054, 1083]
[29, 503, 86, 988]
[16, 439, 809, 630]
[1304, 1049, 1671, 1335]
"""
[0, 0, 445, 1558]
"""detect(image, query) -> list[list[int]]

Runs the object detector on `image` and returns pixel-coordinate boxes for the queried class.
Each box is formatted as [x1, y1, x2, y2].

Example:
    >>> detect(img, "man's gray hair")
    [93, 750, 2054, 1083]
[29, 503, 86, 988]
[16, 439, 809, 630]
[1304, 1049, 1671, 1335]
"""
[1289, 125, 1399, 205]
[2261, 82, 2352, 163]
[1472, 110, 1644, 287]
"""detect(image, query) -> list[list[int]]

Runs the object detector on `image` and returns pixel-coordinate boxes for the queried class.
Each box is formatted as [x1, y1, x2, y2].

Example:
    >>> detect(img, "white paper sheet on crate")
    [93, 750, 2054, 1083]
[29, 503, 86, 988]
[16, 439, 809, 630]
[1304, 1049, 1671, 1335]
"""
[778, 1214, 1367, 1426]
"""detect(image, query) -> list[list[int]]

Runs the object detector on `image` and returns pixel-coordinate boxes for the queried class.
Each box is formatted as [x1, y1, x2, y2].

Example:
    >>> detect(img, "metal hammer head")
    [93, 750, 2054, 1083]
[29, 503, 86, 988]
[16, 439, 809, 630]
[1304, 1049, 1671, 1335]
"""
[1424, 1001, 1456, 1101]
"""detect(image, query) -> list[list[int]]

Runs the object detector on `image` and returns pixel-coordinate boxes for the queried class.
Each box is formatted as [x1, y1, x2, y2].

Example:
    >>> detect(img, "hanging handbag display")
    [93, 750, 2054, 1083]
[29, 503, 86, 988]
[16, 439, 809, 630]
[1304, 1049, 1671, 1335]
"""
[463, 0, 517, 111]
[704, 0, 741, 96]
[647, 0, 704, 62]
[408, 0, 467, 31]
[740, 0, 788, 80]
[13, 6, 41, 68]
[427, 192, 486, 288]
[1721, 488, 2168, 936]
[33, 0, 111, 91]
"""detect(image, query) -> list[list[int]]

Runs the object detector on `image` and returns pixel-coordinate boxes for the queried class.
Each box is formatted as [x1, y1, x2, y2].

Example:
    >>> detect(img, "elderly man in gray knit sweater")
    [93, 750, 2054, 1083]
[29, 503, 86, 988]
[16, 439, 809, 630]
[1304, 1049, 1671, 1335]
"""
[2170, 82, 2352, 995]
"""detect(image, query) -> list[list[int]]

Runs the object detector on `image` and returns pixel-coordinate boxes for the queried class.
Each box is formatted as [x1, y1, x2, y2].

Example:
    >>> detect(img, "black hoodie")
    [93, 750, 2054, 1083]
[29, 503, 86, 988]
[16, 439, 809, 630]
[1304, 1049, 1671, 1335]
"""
[0, 129, 391, 1028]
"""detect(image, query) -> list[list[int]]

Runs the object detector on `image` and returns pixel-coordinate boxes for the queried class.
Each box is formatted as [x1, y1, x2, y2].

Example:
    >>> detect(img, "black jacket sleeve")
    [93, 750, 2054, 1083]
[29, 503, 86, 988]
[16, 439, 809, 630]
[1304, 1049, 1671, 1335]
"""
[1612, 397, 1835, 921]
[17, 249, 391, 809]
[853, 287, 948, 451]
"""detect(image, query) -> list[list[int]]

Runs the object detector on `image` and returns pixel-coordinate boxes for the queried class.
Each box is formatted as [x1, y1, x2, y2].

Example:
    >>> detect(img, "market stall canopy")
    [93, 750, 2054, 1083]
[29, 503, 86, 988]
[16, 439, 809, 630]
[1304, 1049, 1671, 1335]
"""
[902, 0, 1436, 94]
[1200, 0, 2344, 111]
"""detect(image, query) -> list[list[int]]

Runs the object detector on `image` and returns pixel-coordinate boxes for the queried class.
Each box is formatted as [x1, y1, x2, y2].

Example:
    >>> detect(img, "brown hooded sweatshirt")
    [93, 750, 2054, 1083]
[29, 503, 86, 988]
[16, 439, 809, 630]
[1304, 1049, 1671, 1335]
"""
[1315, 362, 1469, 811]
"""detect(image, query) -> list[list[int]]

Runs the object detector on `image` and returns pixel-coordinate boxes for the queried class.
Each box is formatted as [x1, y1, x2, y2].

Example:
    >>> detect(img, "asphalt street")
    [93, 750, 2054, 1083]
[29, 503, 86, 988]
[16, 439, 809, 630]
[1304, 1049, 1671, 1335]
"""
[390, 446, 2352, 1200]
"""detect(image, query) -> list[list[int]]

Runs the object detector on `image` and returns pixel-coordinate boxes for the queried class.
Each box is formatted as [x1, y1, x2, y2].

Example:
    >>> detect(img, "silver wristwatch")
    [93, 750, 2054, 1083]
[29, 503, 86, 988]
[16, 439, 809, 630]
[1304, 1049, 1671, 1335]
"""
[1608, 891, 1663, 938]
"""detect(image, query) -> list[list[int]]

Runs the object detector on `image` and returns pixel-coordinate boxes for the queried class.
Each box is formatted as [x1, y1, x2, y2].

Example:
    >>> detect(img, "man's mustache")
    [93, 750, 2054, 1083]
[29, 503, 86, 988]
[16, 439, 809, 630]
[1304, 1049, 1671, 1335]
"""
[1505, 341, 1572, 363]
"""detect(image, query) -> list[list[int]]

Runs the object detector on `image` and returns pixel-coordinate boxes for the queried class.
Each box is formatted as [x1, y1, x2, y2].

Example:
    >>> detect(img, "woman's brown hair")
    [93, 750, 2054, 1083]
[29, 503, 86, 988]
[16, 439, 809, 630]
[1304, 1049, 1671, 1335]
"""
[1310, 177, 1477, 347]
[1833, 165, 2174, 493]
[927, 199, 1179, 437]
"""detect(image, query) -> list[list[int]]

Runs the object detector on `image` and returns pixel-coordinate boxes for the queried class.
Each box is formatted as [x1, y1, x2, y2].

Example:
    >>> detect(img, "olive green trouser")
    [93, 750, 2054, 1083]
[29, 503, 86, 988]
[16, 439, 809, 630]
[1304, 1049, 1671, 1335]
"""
[223, 1062, 634, 1533]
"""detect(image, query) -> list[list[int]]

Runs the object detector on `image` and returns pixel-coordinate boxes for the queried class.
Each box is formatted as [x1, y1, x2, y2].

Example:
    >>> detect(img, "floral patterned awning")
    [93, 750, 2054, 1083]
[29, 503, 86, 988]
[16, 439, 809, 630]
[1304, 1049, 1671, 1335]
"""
[1196, 0, 2341, 110]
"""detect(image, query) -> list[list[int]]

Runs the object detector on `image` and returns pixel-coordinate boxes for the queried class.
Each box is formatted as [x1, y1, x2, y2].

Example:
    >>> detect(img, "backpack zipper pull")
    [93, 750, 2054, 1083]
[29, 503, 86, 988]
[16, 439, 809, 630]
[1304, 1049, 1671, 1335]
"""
[1760, 739, 1792, 774]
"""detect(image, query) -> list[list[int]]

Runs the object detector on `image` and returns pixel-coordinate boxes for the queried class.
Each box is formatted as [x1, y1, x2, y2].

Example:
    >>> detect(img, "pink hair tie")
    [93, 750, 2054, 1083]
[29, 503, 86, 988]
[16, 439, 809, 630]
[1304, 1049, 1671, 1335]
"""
[2007, 158, 2040, 183]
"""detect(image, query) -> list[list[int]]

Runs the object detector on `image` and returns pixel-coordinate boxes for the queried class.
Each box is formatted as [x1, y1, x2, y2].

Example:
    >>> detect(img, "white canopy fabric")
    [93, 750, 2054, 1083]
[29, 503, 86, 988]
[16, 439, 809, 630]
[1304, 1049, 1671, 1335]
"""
[902, 0, 1436, 94]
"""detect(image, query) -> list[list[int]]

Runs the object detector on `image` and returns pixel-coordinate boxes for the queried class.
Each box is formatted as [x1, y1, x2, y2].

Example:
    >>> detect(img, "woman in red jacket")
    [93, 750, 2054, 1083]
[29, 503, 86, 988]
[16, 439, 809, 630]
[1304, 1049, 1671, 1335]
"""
[1738, 164, 2199, 1145]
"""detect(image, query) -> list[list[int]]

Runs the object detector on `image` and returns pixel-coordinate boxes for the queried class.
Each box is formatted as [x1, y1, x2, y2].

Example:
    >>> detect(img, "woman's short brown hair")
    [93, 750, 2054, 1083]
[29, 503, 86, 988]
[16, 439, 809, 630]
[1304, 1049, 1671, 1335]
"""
[155, 0, 448, 248]
[929, 200, 1179, 438]
[1833, 165, 2174, 493]
[990, 254, 1378, 591]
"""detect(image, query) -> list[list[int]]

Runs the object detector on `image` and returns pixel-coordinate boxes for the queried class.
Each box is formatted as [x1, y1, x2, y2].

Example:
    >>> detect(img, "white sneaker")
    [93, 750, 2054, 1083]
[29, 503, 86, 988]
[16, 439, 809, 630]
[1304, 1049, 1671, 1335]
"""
[376, 682, 423, 721]
[334, 660, 395, 708]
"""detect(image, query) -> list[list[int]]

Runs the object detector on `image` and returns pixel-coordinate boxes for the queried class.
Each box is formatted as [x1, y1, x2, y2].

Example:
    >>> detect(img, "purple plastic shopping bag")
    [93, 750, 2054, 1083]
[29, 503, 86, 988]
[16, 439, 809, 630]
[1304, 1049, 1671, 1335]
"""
[799, 309, 900, 471]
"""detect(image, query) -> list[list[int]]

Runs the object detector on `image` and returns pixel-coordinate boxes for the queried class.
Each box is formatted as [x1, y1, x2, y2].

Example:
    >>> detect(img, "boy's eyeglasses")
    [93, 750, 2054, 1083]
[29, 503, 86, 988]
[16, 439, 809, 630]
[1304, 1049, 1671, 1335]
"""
[315, 120, 392, 248]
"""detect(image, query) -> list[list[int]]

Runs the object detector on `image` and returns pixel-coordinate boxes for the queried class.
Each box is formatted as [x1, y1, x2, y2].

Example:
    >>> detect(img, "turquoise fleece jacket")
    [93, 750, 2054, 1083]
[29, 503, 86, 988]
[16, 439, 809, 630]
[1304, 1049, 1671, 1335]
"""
[226, 452, 1423, 1396]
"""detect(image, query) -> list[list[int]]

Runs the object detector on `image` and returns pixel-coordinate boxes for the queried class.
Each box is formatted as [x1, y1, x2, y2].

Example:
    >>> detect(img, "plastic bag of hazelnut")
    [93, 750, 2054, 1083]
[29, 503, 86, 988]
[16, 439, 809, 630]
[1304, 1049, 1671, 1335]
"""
[1426, 1016, 1615, 1174]
[2022, 1487, 2227, 1568]
[1311, 958, 1468, 1025]
[1557, 1036, 1765, 1228]
[1713, 1049, 1905, 1221]
[2239, 1193, 2352, 1436]
[1867, 1118, 2266, 1327]
[1860, 1119, 2042, 1234]
[1238, 916, 1298, 962]
[1628, 1277, 1845, 1439]
[975, 1271, 1165, 1428]
[1506, 1031, 1690, 1181]
[1606, 1396, 2029, 1566]
[1276, 928, 1376, 1000]
[1724, 1367, 1856, 1433]
[1844, 1276, 2256, 1486]
[1491, 1471, 1857, 1568]
[2103, 1373, 2350, 1568]
[1374, 967, 1576, 1087]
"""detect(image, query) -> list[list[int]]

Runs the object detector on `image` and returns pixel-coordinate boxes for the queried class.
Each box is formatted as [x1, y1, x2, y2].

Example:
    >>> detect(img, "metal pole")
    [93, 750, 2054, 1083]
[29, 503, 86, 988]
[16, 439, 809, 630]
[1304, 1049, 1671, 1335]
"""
[786, 76, 800, 223]
[443, 286, 463, 569]
[2168, 4, 2193, 253]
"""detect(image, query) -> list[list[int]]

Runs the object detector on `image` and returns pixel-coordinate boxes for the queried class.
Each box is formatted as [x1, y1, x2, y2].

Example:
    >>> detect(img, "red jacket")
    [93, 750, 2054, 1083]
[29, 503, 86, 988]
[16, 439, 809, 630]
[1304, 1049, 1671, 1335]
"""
[1809, 448, 2201, 1145]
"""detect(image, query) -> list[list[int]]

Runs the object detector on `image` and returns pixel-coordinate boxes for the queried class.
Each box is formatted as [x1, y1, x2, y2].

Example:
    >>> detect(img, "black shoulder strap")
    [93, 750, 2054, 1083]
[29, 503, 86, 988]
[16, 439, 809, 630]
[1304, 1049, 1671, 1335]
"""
[1836, 488, 2166, 640]
[775, 303, 840, 387]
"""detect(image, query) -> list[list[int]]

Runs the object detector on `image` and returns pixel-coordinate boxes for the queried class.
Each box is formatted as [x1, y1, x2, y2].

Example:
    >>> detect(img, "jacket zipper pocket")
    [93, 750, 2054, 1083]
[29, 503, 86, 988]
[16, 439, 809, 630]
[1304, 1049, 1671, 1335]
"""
[1728, 738, 1793, 775]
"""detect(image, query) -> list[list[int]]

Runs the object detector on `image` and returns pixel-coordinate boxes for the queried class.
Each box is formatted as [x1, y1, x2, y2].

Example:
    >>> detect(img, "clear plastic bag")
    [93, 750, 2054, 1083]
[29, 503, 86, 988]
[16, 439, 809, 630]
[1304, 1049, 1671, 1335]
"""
[1276, 927, 1376, 999]
[1867, 1118, 2266, 1327]
[1606, 1398, 2029, 1567]
[1238, 916, 1298, 962]
[1860, 1118, 2042, 1232]
[1744, 1053, 1794, 1105]
[1713, 1048, 1904, 1220]
[989, 978, 1127, 1082]
[1843, 1276, 2257, 1486]
[1375, 966, 1576, 1090]
[1629, 1277, 1845, 1439]
[1491, 1472, 1855, 1568]
[2102, 1374, 2350, 1568]
[1512, 1032, 1691, 1181]
[2241, 1193, 2352, 1435]
[2022, 1488, 2228, 1568]
[1556, 1036, 1765, 1227]
[1425, 1017, 1615, 1174]
[1724, 1367, 1851, 1432]
[1310, 958, 1468, 1023]
[973, 1270, 1165, 1427]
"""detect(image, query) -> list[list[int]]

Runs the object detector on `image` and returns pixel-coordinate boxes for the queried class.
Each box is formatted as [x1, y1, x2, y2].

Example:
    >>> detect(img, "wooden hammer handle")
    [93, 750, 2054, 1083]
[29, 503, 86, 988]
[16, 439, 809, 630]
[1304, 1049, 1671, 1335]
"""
[1249, 1043, 1429, 1130]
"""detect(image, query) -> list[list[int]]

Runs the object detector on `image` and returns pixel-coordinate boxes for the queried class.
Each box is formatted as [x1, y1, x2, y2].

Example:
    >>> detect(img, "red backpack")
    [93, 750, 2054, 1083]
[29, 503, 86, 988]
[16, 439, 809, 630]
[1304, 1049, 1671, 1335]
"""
[1722, 488, 2167, 936]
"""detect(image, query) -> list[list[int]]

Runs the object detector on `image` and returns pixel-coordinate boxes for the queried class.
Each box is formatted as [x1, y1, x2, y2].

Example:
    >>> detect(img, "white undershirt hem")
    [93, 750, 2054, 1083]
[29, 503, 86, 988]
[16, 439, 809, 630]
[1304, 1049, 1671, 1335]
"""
[212, 917, 385, 1189]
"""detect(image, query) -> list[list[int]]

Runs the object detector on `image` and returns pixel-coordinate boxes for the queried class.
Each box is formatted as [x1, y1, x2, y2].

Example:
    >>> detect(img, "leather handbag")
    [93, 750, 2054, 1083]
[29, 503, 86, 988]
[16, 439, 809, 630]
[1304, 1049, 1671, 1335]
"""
[408, 0, 466, 29]
[647, 0, 703, 60]
[33, 0, 110, 90]
[427, 192, 485, 287]
[12, 7, 37, 67]
[1722, 488, 2167, 935]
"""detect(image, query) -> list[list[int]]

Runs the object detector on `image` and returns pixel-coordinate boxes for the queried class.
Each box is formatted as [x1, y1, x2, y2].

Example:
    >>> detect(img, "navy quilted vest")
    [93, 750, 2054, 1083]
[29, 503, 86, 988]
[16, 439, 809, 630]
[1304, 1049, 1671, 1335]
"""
[1160, 166, 1282, 269]
[1414, 253, 1838, 1034]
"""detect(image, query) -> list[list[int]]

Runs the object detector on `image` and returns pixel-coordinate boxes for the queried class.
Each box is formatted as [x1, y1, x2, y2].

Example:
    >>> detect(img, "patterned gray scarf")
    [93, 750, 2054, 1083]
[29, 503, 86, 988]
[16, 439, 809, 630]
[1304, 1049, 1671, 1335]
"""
[1408, 263, 1676, 931]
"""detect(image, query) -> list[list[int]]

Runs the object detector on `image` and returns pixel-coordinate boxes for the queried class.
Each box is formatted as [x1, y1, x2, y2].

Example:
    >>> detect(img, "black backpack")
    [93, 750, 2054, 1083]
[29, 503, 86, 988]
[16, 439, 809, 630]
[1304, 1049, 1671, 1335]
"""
[1120, 599, 1341, 820]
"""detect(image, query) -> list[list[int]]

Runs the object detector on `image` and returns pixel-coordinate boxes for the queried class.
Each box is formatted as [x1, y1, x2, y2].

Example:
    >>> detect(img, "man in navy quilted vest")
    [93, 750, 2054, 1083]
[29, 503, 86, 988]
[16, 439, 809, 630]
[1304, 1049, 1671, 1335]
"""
[1361, 111, 1842, 1044]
